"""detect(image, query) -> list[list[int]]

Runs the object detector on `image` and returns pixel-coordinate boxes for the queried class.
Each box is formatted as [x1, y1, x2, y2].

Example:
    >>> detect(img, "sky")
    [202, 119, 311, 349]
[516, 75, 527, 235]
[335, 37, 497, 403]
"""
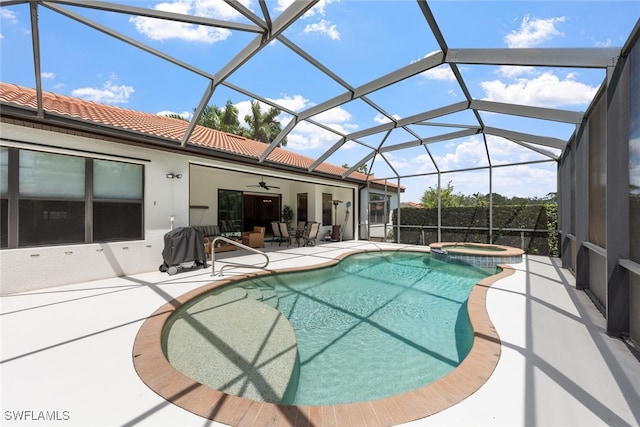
[1, 0, 638, 203]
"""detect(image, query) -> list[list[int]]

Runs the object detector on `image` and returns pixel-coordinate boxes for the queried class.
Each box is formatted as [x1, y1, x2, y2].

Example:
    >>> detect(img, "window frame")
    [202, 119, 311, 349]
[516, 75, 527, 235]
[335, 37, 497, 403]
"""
[368, 193, 391, 225]
[322, 193, 332, 226]
[297, 192, 308, 223]
[0, 146, 145, 248]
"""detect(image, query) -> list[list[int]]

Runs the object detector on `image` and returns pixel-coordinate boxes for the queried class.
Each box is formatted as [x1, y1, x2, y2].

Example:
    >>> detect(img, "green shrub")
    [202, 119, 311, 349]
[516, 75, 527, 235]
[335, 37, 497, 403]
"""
[393, 204, 559, 256]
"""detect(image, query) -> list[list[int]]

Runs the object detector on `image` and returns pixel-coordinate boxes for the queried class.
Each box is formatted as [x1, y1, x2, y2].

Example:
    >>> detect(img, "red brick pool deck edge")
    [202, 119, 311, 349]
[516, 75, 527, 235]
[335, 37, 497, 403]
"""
[132, 249, 515, 426]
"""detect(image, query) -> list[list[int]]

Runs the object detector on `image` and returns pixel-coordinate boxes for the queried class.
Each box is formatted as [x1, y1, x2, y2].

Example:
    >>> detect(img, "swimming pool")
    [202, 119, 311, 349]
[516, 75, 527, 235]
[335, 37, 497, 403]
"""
[163, 251, 493, 405]
[133, 247, 514, 425]
[430, 242, 524, 267]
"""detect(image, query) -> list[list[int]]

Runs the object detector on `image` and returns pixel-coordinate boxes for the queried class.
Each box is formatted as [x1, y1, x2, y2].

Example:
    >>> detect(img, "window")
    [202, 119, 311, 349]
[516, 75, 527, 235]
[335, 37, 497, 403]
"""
[0, 147, 144, 248]
[19, 200, 85, 246]
[297, 193, 308, 223]
[369, 193, 390, 224]
[1, 147, 8, 248]
[93, 159, 143, 242]
[18, 150, 86, 246]
[322, 193, 332, 226]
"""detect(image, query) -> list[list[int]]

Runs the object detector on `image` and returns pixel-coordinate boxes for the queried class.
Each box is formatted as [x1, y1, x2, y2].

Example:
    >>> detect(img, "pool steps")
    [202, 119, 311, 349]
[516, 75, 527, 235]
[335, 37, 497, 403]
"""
[164, 287, 296, 403]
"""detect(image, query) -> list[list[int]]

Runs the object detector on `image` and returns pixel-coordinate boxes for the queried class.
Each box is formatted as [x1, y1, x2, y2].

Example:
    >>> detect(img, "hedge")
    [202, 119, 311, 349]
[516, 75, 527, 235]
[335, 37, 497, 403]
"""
[392, 204, 559, 256]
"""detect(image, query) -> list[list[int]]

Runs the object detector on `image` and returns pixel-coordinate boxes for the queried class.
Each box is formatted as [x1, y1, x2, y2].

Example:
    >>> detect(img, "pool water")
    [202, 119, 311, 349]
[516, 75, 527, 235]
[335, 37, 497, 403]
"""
[222, 251, 492, 405]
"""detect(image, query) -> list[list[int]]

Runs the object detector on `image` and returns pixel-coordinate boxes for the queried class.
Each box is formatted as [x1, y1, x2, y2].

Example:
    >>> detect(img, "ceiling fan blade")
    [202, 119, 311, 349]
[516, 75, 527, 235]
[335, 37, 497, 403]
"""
[246, 176, 280, 190]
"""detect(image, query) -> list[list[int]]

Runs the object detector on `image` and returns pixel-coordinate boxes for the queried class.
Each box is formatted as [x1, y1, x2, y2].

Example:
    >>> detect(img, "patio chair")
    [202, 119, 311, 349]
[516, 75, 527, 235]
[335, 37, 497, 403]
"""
[242, 226, 265, 248]
[278, 222, 292, 247]
[301, 222, 320, 246]
[270, 221, 282, 245]
[295, 221, 307, 245]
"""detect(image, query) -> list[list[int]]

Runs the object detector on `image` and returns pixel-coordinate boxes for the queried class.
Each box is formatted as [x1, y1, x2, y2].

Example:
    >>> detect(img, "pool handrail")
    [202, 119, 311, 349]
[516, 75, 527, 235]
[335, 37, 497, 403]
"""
[210, 236, 270, 276]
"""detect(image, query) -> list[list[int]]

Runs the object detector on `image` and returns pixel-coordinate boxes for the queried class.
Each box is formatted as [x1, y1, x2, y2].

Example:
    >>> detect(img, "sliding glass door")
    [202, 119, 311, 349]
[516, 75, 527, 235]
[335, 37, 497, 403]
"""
[218, 189, 242, 237]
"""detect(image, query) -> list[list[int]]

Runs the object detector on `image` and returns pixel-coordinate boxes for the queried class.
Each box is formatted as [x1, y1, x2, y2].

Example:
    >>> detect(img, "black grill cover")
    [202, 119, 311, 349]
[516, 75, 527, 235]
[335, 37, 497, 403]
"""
[159, 226, 207, 271]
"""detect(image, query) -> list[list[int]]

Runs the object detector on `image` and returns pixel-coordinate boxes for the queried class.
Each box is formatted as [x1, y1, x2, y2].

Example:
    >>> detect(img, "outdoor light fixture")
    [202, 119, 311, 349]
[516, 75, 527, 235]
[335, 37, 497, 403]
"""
[166, 173, 182, 179]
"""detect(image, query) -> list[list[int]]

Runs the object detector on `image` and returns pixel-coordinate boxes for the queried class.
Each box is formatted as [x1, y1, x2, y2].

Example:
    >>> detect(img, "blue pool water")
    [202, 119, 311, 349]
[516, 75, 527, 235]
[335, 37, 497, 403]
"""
[221, 251, 493, 405]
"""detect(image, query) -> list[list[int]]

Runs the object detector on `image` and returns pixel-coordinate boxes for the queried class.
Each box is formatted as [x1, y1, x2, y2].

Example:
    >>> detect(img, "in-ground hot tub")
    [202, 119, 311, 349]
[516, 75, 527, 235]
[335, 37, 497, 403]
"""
[429, 242, 524, 268]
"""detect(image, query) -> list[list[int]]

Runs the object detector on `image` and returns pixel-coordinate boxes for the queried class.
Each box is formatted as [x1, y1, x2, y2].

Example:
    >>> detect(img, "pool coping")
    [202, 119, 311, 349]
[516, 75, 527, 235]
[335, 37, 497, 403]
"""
[132, 248, 515, 426]
[429, 241, 524, 257]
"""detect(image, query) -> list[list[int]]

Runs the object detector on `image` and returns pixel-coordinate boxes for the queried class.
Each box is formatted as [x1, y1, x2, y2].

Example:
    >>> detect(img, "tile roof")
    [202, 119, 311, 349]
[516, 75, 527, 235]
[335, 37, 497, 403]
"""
[0, 82, 400, 189]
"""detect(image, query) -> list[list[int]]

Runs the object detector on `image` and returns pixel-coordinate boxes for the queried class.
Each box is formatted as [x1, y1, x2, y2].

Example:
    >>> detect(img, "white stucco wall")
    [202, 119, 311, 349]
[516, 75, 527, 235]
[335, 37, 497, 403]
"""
[0, 123, 360, 294]
[0, 123, 192, 294]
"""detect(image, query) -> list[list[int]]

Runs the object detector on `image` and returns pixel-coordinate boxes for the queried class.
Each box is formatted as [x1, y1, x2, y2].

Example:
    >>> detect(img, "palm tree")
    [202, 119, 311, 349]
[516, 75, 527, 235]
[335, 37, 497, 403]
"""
[162, 112, 188, 121]
[196, 104, 221, 129]
[218, 100, 241, 134]
[243, 100, 287, 147]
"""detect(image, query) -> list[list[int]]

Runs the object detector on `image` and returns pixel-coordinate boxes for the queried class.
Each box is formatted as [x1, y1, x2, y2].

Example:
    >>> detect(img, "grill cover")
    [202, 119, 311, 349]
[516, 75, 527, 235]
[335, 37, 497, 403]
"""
[160, 226, 207, 270]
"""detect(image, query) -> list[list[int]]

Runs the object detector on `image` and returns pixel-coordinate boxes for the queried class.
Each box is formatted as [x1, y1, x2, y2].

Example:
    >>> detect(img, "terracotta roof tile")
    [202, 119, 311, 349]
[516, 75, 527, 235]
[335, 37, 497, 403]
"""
[0, 82, 399, 189]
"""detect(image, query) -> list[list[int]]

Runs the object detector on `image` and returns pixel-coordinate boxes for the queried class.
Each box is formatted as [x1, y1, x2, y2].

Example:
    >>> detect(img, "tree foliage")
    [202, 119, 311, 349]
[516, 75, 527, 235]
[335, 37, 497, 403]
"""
[163, 112, 188, 121]
[218, 100, 241, 134]
[420, 181, 557, 208]
[186, 99, 286, 146]
[243, 101, 287, 146]
[342, 163, 372, 176]
[421, 181, 461, 208]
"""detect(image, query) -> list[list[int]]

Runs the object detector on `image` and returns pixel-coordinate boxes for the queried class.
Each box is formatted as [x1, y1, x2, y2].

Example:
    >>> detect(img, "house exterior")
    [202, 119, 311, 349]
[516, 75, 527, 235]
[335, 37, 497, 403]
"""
[0, 83, 401, 294]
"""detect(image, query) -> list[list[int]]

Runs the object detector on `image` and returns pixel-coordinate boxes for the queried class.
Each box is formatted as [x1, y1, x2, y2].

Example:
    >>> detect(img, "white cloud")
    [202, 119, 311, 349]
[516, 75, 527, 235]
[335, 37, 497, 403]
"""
[41, 71, 56, 79]
[272, 94, 309, 112]
[492, 164, 557, 198]
[312, 105, 351, 123]
[71, 76, 134, 104]
[481, 71, 597, 108]
[1, 8, 17, 38]
[129, 0, 239, 43]
[286, 121, 343, 150]
[277, 0, 339, 18]
[497, 66, 536, 78]
[194, 0, 252, 20]
[1, 9, 17, 23]
[303, 19, 340, 40]
[595, 38, 612, 48]
[433, 136, 489, 171]
[280, 0, 341, 39]
[265, 99, 359, 151]
[421, 64, 456, 81]
[374, 113, 400, 124]
[505, 16, 566, 48]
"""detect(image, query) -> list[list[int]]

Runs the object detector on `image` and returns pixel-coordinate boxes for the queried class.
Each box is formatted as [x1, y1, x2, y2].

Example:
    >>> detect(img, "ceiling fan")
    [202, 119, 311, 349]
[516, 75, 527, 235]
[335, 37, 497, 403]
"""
[247, 176, 280, 190]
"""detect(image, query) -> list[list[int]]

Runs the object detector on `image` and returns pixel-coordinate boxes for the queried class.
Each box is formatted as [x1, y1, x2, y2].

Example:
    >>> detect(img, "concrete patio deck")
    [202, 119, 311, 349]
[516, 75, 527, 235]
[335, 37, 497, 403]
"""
[1, 241, 639, 426]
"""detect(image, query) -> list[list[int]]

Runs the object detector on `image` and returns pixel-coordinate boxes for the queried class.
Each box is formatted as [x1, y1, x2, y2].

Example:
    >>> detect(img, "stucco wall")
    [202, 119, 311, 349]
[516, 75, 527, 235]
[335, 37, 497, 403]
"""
[1, 123, 360, 293]
[0, 123, 192, 294]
